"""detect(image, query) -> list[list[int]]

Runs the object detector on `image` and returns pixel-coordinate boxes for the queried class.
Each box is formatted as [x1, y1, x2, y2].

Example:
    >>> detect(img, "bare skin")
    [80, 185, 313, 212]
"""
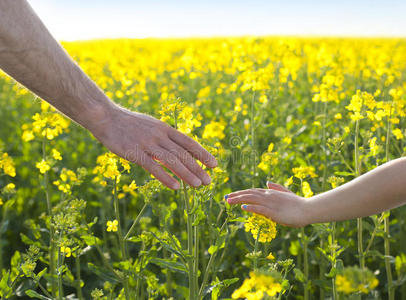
[0, 0, 217, 190]
[226, 157, 406, 227]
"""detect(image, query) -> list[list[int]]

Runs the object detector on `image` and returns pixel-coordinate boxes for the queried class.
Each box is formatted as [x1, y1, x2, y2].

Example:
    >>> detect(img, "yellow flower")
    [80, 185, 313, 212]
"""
[123, 180, 138, 193]
[5, 183, 15, 190]
[259, 94, 268, 104]
[232, 271, 282, 299]
[245, 214, 277, 243]
[282, 137, 292, 144]
[22, 130, 35, 142]
[60, 246, 71, 257]
[258, 143, 279, 173]
[0, 198, 3, 206]
[52, 149, 62, 161]
[266, 252, 275, 260]
[26, 110, 70, 140]
[369, 137, 380, 156]
[93, 153, 120, 180]
[334, 113, 342, 120]
[119, 158, 131, 173]
[202, 121, 226, 140]
[107, 220, 118, 232]
[159, 99, 201, 135]
[292, 166, 317, 179]
[36, 160, 51, 174]
[0, 153, 16, 177]
[336, 266, 379, 295]
[327, 176, 344, 189]
[302, 181, 313, 198]
[393, 128, 404, 140]
[336, 275, 355, 294]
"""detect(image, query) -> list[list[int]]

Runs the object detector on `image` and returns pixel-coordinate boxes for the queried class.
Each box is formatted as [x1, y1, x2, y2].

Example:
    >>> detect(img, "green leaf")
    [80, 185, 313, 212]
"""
[150, 258, 187, 274]
[87, 263, 120, 283]
[192, 206, 206, 226]
[25, 290, 52, 300]
[150, 232, 185, 259]
[294, 268, 305, 283]
[228, 217, 246, 223]
[0, 271, 11, 294]
[334, 171, 354, 177]
[325, 266, 337, 278]
[81, 234, 101, 246]
[34, 267, 47, 281]
[208, 245, 218, 255]
[126, 236, 142, 243]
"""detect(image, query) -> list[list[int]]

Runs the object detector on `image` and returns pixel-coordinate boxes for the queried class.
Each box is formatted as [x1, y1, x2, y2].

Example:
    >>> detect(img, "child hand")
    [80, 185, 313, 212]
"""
[225, 181, 311, 227]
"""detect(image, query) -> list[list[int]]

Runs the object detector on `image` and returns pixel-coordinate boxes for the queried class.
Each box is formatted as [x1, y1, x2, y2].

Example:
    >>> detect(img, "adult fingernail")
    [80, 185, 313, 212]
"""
[202, 174, 211, 185]
[172, 182, 180, 190]
[192, 178, 202, 187]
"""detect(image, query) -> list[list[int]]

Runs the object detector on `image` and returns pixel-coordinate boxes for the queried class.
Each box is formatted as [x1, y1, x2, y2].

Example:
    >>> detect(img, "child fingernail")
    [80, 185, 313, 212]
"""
[242, 204, 247, 209]
[224, 194, 228, 200]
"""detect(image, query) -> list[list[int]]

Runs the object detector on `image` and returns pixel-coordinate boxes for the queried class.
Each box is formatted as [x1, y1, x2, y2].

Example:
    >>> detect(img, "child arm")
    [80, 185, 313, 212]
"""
[226, 157, 406, 227]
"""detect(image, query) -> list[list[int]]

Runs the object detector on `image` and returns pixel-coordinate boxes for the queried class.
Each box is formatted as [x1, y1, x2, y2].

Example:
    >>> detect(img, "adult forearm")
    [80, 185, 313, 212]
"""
[307, 157, 406, 223]
[0, 0, 114, 133]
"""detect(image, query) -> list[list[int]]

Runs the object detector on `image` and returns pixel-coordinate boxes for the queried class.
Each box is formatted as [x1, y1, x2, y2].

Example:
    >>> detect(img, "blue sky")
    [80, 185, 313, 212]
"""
[29, 0, 406, 41]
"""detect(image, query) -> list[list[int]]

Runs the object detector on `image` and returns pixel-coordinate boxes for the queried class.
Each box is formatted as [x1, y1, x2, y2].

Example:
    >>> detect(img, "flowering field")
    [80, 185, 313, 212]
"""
[1, 37, 406, 299]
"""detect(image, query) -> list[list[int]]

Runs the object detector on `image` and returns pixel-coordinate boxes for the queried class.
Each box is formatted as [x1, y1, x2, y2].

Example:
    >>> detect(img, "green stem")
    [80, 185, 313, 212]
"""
[364, 219, 380, 254]
[113, 177, 130, 300]
[331, 222, 338, 300]
[299, 180, 309, 300]
[302, 227, 309, 300]
[251, 91, 256, 188]
[384, 111, 394, 300]
[37, 280, 53, 299]
[57, 247, 63, 300]
[0, 202, 9, 271]
[183, 183, 196, 300]
[253, 227, 261, 271]
[42, 137, 57, 297]
[198, 219, 228, 298]
[124, 202, 148, 240]
[135, 242, 145, 299]
[75, 255, 84, 300]
[320, 101, 328, 299]
[355, 120, 365, 269]
[194, 219, 199, 297]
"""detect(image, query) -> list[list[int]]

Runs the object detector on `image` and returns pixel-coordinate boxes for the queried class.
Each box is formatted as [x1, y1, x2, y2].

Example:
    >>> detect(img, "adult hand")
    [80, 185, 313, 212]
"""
[0, 0, 217, 190]
[225, 181, 310, 227]
[92, 105, 217, 190]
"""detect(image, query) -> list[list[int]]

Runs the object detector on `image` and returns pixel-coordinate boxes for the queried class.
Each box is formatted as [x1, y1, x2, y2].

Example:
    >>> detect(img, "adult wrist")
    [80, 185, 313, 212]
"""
[82, 97, 119, 140]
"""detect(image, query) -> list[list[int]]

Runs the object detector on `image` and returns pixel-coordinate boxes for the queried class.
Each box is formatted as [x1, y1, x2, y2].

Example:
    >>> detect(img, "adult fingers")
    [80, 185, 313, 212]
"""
[267, 181, 293, 193]
[161, 139, 211, 185]
[169, 129, 217, 168]
[140, 153, 180, 190]
[147, 146, 202, 187]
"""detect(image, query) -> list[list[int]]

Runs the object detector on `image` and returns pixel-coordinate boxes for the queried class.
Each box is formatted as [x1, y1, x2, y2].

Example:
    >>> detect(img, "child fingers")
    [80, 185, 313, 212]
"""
[241, 204, 273, 219]
[266, 181, 292, 193]
[226, 188, 266, 199]
[226, 194, 263, 205]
